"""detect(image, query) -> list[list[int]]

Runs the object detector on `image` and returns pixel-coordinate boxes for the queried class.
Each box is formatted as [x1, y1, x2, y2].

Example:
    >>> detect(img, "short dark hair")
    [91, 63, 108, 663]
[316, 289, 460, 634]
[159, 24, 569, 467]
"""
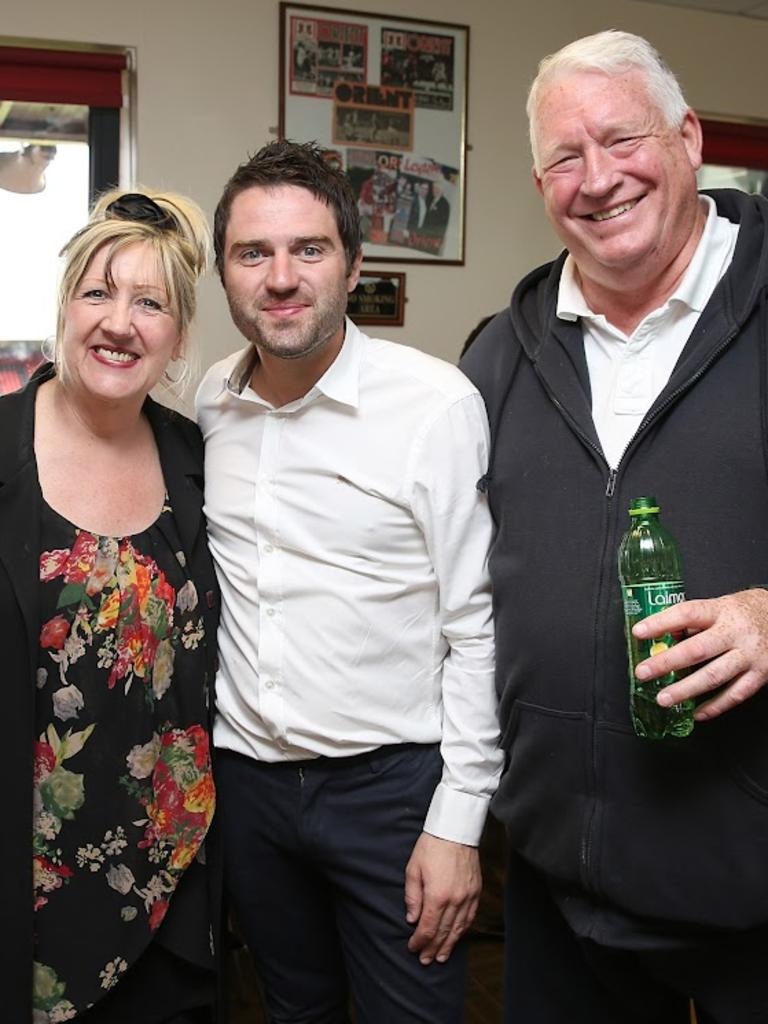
[213, 139, 362, 281]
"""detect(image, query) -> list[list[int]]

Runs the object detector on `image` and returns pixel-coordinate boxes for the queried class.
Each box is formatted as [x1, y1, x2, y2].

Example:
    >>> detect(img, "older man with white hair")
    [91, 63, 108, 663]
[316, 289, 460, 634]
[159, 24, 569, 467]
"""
[462, 30, 768, 1024]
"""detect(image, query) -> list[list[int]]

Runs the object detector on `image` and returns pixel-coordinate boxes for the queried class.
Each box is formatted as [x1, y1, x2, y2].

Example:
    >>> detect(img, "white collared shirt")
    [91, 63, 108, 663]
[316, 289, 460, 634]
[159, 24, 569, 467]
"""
[196, 320, 502, 845]
[557, 196, 739, 468]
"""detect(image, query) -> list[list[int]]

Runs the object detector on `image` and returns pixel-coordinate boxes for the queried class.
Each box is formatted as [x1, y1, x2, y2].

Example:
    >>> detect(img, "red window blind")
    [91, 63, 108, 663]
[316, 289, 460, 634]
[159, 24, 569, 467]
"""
[701, 118, 768, 172]
[0, 46, 127, 107]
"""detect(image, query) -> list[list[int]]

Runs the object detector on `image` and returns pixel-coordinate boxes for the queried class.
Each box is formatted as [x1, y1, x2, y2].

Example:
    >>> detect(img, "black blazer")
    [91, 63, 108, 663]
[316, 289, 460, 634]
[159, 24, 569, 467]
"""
[0, 364, 220, 1022]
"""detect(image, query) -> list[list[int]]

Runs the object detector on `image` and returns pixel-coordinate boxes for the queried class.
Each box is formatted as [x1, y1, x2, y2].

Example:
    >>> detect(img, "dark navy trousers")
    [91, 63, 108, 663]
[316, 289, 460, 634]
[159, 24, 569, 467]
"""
[216, 743, 467, 1024]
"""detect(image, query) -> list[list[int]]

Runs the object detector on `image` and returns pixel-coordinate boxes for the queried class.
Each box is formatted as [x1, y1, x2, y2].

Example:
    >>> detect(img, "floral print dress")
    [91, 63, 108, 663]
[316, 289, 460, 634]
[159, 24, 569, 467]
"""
[32, 499, 215, 1022]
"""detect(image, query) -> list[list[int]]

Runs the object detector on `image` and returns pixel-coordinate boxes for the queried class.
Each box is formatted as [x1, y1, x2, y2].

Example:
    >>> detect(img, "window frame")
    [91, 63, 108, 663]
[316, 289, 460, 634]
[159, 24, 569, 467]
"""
[0, 36, 136, 383]
[0, 35, 137, 192]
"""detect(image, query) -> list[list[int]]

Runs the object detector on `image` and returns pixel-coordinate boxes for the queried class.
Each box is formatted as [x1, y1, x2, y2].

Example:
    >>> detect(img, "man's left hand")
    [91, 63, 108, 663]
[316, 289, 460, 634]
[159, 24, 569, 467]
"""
[404, 832, 481, 965]
[633, 589, 768, 720]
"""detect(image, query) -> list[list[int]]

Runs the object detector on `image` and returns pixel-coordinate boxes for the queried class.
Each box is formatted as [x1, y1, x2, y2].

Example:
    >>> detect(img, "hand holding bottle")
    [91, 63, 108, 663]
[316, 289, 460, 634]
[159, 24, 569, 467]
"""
[634, 588, 768, 720]
[618, 497, 693, 739]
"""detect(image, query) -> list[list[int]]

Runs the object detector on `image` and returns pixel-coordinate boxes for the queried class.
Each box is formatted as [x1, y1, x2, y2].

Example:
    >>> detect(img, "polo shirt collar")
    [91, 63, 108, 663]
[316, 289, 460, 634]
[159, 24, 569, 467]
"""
[556, 195, 723, 322]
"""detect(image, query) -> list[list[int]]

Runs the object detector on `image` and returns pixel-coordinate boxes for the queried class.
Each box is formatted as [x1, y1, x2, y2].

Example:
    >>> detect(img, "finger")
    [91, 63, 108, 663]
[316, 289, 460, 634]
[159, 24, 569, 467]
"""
[633, 598, 718, 639]
[635, 629, 731, 681]
[656, 649, 746, 707]
[407, 901, 441, 955]
[693, 670, 765, 721]
[417, 903, 460, 965]
[404, 861, 423, 926]
[435, 896, 479, 964]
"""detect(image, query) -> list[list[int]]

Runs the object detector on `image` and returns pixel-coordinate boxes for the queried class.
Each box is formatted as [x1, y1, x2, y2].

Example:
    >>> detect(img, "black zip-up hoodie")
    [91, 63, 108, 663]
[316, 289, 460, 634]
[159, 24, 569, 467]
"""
[461, 189, 768, 932]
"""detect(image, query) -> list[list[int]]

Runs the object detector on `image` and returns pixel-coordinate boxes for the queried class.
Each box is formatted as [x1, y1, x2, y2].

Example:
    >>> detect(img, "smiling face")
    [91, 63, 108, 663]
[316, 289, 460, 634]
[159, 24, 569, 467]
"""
[59, 241, 182, 407]
[532, 69, 704, 297]
[222, 184, 361, 365]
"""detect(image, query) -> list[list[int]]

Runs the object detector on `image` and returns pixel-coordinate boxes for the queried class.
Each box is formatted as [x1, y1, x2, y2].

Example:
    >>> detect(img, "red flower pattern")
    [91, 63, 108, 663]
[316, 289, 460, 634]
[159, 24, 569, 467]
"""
[40, 615, 70, 650]
[138, 727, 214, 873]
[34, 511, 214, 1011]
[33, 741, 56, 785]
[149, 898, 169, 931]
[39, 548, 70, 582]
[64, 531, 98, 584]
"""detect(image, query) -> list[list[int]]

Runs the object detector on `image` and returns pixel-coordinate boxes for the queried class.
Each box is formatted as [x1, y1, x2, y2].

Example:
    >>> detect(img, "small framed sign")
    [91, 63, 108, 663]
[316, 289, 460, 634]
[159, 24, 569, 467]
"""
[347, 270, 405, 326]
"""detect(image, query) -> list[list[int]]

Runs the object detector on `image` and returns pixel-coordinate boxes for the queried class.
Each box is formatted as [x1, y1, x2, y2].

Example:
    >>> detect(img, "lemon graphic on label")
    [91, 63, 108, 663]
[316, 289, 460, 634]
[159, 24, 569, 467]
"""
[650, 641, 669, 656]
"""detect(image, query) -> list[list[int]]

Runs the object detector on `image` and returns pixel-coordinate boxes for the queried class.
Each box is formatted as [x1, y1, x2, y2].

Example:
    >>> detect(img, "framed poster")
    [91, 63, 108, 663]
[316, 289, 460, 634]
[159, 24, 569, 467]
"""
[347, 270, 405, 325]
[280, 3, 468, 264]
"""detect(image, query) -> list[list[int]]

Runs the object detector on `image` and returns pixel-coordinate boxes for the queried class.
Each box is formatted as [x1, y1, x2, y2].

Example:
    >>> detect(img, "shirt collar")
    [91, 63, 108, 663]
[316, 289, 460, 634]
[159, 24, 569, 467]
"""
[672, 195, 729, 313]
[556, 257, 591, 322]
[223, 316, 362, 409]
[311, 318, 362, 409]
[225, 346, 258, 395]
[556, 195, 728, 322]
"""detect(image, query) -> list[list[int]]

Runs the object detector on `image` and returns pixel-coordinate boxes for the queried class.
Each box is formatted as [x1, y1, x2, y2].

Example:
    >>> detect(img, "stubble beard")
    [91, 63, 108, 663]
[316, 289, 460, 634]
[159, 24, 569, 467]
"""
[226, 284, 350, 362]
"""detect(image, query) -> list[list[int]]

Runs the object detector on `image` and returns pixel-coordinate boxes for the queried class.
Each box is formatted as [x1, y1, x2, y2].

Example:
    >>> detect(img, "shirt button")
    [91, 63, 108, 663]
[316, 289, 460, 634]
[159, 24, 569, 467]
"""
[264, 544, 274, 554]
[264, 679, 275, 690]
[266, 607, 275, 617]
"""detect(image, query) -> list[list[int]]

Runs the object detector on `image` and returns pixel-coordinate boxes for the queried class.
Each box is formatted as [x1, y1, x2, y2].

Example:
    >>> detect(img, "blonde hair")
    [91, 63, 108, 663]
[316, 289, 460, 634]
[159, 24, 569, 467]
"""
[55, 187, 210, 380]
[527, 30, 689, 172]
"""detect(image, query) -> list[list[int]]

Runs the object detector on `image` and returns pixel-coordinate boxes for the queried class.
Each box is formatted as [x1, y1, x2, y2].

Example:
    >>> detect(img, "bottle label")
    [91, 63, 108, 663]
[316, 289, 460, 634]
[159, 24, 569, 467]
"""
[622, 581, 686, 662]
[621, 580, 693, 739]
[622, 580, 685, 622]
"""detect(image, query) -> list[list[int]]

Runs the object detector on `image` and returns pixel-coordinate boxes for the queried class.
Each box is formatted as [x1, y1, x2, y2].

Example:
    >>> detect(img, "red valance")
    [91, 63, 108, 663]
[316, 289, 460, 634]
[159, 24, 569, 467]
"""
[0, 46, 127, 108]
[701, 118, 768, 172]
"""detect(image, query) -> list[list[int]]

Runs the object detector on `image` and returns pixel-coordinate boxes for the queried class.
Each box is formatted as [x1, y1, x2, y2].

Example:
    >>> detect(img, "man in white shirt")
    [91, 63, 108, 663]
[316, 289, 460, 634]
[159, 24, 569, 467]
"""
[196, 139, 502, 1023]
[461, 29, 768, 1024]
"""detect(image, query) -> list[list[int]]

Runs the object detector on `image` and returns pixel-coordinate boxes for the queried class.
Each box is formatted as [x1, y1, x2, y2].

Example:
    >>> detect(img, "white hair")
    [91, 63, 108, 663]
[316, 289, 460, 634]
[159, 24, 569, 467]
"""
[527, 30, 690, 171]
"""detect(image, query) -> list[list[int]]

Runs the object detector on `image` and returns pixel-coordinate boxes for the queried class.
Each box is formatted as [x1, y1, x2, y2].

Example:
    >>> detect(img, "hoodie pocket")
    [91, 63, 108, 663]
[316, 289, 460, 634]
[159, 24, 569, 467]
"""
[597, 723, 768, 929]
[493, 700, 591, 887]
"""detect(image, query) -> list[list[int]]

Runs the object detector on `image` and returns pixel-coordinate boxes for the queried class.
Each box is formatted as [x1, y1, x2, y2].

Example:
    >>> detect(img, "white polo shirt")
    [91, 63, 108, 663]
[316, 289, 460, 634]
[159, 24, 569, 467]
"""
[557, 196, 739, 468]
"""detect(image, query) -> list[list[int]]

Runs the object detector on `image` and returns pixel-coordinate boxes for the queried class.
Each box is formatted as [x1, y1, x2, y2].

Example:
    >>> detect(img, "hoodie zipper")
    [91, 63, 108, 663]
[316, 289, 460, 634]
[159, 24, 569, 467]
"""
[532, 321, 740, 894]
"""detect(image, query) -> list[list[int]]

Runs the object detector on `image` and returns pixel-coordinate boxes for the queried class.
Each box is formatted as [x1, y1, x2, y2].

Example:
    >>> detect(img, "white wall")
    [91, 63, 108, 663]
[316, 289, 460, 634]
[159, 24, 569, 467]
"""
[5, 0, 768, 377]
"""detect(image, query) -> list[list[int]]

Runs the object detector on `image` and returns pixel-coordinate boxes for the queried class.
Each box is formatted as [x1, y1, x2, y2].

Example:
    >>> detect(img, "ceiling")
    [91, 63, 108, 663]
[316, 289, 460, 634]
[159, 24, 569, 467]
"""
[634, 0, 768, 17]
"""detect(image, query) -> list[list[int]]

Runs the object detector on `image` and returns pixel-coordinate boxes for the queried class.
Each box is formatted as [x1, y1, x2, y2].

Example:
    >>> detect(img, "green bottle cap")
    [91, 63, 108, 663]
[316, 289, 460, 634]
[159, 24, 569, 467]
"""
[628, 496, 660, 516]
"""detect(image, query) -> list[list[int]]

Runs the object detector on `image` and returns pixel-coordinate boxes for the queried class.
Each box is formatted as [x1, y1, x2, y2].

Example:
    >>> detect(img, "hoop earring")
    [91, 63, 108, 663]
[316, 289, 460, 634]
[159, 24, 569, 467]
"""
[163, 355, 189, 389]
[41, 335, 57, 363]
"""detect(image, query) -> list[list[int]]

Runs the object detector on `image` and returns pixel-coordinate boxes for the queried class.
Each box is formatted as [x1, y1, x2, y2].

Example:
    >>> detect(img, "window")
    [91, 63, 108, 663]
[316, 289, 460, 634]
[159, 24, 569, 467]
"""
[0, 40, 134, 391]
[698, 116, 768, 196]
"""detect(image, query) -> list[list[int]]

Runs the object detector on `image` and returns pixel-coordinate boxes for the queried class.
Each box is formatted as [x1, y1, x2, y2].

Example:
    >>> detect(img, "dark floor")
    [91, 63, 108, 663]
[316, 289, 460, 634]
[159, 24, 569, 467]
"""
[462, 935, 505, 1024]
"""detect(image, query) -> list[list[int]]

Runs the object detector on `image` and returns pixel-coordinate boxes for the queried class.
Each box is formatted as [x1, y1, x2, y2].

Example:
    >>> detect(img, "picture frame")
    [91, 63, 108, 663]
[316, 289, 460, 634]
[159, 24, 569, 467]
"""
[347, 269, 405, 326]
[279, 2, 468, 265]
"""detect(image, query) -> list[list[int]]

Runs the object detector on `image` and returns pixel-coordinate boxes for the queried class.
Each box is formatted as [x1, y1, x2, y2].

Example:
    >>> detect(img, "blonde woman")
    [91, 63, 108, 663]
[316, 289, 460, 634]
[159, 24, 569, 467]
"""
[0, 190, 220, 1023]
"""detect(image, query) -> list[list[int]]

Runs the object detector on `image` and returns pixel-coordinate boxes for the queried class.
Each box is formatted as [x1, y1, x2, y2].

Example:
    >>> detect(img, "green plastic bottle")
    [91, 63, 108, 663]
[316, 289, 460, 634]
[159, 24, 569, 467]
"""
[617, 496, 694, 740]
